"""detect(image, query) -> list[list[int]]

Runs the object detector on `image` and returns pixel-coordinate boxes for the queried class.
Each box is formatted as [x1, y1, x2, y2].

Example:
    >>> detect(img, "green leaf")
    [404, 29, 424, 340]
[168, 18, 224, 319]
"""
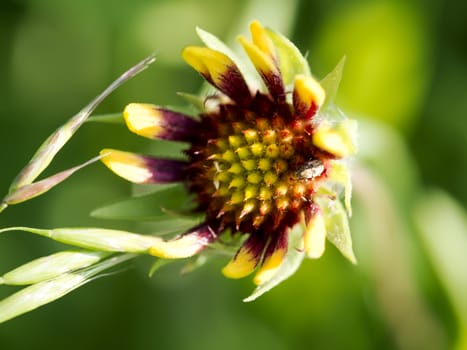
[0, 273, 87, 324]
[6, 54, 156, 192]
[266, 28, 310, 85]
[243, 224, 305, 302]
[0, 250, 111, 286]
[3, 155, 101, 205]
[91, 184, 196, 221]
[0, 226, 163, 254]
[318, 197, 356, 264]
[0, 254, 134, 323]
[320, 56, 346, 109]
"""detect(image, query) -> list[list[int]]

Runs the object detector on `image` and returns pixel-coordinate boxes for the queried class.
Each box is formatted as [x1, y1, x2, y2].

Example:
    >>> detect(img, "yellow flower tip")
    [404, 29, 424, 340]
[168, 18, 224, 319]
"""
[99, 149, 152, 184]
[294, 74, 326, 111]
[182, 46, 233, 84]
[312, 120, 357, 158]
[253, 247, 287, 285]
[304, 209, 327, 259]
[222, 249, 258, 279]
[149, 225, 217, 259]
[249, 20, 263, 34]
[123, 103, 163, 139]
[238, 35, 277, 75]
[149, 235, 203, 259]
[249, 20, 275, 59]
[182, 46, 208, 75]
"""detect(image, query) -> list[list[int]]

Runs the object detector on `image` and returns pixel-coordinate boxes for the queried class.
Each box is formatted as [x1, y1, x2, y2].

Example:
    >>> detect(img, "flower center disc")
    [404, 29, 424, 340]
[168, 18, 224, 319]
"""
[187, 102, 326, 235]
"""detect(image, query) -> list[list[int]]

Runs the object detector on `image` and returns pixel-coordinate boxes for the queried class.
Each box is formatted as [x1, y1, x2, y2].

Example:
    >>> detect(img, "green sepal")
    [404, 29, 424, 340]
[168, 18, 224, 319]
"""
[148, 258, 173, 278]
[317, 197, 356, 264]
[265, 28, 310, 85]
[327, 161, 353, 216]
[181, 254, 208, 274]
[176, 92, 205, 112]
[320, 56, 346, 110]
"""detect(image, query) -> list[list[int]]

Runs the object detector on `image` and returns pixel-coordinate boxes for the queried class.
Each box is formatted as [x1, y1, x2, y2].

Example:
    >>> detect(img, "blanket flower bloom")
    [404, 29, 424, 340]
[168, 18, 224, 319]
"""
[101, 21, 357, 293]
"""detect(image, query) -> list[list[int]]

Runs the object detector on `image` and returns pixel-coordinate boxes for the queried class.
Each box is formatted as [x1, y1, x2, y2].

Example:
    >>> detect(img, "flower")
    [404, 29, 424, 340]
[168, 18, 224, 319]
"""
[101, 21, 357, 291]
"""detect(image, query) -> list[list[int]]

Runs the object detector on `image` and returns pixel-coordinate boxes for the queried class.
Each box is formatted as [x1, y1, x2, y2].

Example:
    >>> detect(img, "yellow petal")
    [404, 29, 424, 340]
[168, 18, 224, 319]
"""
[294, 74, 326, 112]
[238, 36, 277, 76]
[149, 226, 216, 259]
[253, 246, 287, 285]
[222, 249, 257, 279]
[304, 208, 327, 259]
[100, 149, 153, 184]
[222, 236, 264, 279]
[250, 20, 276, 60]
[123, 103, 161, 138]
[312, 120, 357, 158]
[182, 46, 234, 85]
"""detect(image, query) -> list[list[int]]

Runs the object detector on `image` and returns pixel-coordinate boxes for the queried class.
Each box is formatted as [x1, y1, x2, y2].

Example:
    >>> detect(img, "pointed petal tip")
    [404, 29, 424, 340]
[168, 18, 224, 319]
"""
[249, 19, 262, 28]
[249, 20, 275, 59]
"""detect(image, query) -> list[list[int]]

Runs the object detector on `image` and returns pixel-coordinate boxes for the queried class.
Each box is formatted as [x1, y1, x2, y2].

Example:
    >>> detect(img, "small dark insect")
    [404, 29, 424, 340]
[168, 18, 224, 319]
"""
[296, 159, 324, 180]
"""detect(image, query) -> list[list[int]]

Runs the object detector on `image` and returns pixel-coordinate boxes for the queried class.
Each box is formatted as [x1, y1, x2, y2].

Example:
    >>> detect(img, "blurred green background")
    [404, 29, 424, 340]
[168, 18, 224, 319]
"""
[1, 0, 466, 349]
